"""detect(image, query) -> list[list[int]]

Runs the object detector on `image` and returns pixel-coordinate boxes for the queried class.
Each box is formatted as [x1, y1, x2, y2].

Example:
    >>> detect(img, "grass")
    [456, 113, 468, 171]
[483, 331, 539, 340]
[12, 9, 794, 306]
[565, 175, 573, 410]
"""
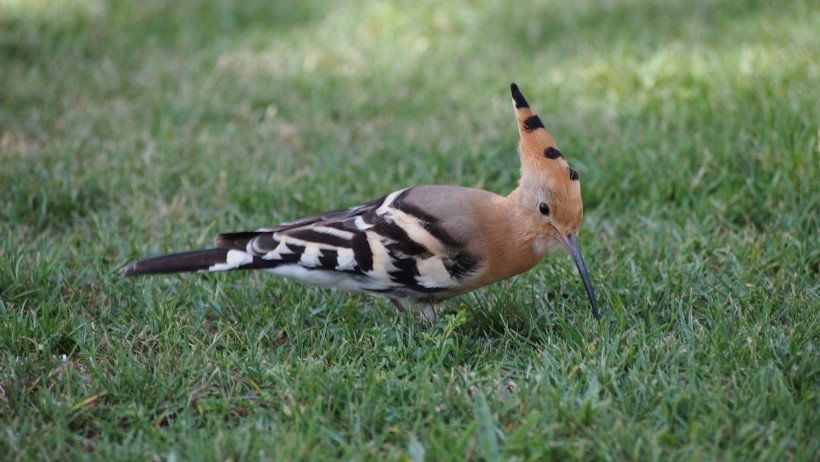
[1, 0, 818, 459]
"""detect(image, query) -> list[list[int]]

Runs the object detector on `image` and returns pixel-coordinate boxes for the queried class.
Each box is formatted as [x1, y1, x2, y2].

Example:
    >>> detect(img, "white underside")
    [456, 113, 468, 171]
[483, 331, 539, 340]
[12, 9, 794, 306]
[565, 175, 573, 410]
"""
[262, 265, 379, 293]
[261, 264, 440, 320]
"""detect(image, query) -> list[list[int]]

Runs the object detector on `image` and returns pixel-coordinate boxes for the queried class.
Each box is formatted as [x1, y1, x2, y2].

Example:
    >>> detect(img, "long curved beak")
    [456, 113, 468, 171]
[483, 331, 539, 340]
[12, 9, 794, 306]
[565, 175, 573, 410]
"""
[552, 229, 601, 320]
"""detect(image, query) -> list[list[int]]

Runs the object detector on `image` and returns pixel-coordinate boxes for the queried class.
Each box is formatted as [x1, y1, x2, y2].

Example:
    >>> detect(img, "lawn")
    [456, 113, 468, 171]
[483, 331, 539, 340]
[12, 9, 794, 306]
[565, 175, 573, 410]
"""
[1, 0, 818, 460]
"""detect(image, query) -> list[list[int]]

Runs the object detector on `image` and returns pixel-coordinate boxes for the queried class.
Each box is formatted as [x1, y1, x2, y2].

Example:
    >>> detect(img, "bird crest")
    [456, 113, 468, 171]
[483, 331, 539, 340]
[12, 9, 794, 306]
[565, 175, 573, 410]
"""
[511, 83, 579, 184]
[509, 83, 584, 231]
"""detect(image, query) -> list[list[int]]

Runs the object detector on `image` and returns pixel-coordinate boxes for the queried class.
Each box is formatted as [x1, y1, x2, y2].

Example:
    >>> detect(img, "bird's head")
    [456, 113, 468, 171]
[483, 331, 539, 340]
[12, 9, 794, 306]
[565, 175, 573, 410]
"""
[510, 83, 600, 320]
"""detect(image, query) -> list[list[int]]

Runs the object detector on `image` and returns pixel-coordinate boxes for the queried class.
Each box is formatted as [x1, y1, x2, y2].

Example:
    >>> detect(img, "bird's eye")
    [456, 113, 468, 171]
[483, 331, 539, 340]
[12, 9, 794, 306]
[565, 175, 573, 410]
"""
[538, 202, 550, 216]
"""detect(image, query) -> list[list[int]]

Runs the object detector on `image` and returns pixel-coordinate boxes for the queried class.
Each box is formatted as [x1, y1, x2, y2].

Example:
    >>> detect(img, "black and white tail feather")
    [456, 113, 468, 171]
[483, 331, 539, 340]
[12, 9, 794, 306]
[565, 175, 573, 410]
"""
[122, 199, 379, 277]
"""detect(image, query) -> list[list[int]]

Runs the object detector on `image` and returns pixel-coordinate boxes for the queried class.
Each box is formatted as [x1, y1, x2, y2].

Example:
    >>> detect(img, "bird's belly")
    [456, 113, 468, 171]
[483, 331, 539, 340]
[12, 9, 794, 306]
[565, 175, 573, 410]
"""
[262, 265, 368, 291]
[261, 264, 454, 301]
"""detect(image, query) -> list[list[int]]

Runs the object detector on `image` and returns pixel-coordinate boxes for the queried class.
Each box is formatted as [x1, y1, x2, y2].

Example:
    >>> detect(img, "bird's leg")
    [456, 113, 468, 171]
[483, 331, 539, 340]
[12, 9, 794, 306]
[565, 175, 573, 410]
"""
[390, 298, 437, 327]
[390, 298, 408, 314]
[417, 302, 438, 325]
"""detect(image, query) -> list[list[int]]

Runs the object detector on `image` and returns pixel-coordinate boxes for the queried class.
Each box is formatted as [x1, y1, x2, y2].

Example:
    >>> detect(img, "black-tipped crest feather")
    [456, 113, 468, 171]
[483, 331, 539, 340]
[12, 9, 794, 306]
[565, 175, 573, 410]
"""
[510, 83, 529, 108]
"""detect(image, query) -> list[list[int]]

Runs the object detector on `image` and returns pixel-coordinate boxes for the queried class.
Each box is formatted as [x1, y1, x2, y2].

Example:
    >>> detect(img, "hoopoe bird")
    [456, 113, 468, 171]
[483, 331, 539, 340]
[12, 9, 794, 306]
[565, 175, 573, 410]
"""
[122, 84, 600, 321]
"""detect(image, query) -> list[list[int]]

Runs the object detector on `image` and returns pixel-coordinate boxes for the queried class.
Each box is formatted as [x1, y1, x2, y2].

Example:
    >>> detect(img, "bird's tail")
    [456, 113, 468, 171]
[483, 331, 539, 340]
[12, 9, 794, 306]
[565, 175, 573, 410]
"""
[121, 248, 259, 277]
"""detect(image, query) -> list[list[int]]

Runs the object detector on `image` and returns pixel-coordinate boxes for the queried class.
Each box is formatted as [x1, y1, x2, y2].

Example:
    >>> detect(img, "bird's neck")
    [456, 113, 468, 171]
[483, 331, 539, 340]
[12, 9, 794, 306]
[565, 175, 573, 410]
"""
[475, 187, 548, 283]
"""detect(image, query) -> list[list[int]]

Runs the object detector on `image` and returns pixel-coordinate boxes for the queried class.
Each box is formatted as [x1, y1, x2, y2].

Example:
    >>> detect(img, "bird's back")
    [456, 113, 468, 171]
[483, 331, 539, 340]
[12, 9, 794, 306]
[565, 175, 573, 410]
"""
[125, 185, 503, 303]
[224, 185, 504, 301]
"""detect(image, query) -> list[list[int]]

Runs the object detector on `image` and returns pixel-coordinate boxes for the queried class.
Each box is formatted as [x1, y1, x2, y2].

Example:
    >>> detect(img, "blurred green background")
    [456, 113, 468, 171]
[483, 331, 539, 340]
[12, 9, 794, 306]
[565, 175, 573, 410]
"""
[1, 0, 818, 460]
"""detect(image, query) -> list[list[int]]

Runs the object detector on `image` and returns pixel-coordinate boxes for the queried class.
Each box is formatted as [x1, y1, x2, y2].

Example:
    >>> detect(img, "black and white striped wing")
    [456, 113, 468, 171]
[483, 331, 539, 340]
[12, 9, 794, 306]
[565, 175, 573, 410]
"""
[215, 188, 481, 301]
